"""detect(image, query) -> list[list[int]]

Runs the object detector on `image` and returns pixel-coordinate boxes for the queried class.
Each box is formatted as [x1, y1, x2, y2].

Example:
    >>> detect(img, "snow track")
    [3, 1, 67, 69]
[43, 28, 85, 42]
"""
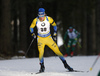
[0, 56, 100, 76]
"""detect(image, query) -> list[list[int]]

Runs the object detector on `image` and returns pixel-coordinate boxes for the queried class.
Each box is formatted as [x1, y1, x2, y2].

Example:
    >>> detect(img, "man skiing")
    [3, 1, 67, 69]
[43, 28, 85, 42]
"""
[64, 26, 80, 57]
[30, 8, 74, 73]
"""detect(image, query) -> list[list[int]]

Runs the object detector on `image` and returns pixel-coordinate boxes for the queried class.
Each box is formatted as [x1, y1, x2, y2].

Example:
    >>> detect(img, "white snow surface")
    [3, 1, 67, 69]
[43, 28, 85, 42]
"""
[0, 56, 100, 76]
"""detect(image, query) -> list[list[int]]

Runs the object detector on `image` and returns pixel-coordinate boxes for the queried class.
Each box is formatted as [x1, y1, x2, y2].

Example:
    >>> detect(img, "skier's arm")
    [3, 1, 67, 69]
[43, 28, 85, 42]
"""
[64, 31, 68, 41]
[73, 30, 80, 41]
[30, 18, 37, 37]
[48, 16, 57, 41]
[77, 33, 80, 38]
[75, 30, 80, 39]
[48, 16, 57, 33]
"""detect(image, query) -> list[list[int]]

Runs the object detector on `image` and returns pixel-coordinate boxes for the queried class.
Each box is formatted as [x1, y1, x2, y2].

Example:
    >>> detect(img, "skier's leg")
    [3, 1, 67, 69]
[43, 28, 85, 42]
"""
[38, 38, 45, 72]
[64, 40, 71, 56]
[71, 45, 75, 56]
[64, 45, 70, 56]
[47, 37, 73, 71]
[39, 62, 45, 72]
[59, 57, 74, 71]
[71, 40, 77, 56]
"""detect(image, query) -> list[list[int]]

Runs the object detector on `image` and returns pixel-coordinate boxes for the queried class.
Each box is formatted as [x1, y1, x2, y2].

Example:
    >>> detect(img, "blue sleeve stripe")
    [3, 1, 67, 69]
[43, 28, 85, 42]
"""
[30, 28, 34, 33]
[46, 16, 49, 21]
[53, 26, 57, 32]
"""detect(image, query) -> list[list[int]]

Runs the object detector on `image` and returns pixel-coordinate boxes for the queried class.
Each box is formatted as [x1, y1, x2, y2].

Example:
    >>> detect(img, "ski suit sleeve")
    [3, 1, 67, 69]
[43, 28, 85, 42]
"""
[75, 30, 80, 39]
[48, 16, 57, 33]
[64, 31, 68, 41]
[77, 33, 80, 38]
[29, 18, 37, 33]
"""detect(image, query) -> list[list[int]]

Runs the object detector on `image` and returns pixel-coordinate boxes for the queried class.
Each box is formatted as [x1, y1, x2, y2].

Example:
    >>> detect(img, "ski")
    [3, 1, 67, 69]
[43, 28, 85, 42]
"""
[35, 71, 44, 74]
[32, 70, 88, 74]
[31, 72, 44, 74]
[66, 70, 87, 72]
[31, 70, 88, 74]
[72, 70, 84, 72]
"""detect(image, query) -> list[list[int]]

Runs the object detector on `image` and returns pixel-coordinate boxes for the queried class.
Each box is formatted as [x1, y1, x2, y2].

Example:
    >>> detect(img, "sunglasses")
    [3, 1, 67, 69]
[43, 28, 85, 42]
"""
[38, 14, 44, 17]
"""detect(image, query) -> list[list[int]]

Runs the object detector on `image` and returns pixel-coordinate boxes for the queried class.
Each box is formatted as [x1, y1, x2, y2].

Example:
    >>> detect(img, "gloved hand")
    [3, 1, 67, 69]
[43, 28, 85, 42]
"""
[31, 33, 36, 39]
[75, 38, 77, 41]
[53, 32, 57, 41]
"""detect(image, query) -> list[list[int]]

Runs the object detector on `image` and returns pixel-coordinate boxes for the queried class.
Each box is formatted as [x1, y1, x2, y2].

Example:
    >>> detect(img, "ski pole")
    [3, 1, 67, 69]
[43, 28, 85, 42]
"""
[63, 40, 67, 49]
[25, 38, 35, 57]
[89, 53, 100, 71]
[64, 44, 67, 49]
[77, 41, 82, 48]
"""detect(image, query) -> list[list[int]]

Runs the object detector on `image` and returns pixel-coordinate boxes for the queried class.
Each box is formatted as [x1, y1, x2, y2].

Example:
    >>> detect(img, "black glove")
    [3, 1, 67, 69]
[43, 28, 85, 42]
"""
[53, 32, 57, 41]
[31, 33, 36, 39]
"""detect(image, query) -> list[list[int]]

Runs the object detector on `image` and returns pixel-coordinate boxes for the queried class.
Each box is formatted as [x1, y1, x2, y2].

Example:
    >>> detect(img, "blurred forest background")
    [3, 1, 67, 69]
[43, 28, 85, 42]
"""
[0, 0, 100, 58]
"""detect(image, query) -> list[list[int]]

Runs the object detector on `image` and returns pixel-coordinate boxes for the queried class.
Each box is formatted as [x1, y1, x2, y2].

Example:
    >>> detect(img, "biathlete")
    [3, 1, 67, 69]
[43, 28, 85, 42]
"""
[64, 26, 80, 57]
[30, 8, 74, 72]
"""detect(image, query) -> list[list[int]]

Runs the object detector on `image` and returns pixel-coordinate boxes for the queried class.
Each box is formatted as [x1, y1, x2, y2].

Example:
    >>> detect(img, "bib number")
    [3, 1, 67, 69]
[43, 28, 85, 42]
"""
[41, 28, 47, 32]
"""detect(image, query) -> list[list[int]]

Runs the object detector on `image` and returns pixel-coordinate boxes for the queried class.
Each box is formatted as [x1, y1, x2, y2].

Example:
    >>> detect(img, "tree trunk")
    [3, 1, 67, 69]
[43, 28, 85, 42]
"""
[19, 0, 27, 52]
[80, 0, 88, 55]
[96, 0, 100, 54]
[91, 9, 96, 54]
[81, 11, 87, 55]
[0, 0, 12, 57]
[11, 0, 19, 55]
[87, 12, 93, 55]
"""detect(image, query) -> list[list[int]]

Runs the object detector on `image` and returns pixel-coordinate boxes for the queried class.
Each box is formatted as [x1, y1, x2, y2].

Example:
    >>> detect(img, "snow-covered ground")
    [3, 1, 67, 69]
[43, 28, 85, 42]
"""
[0, 56, 100, 76]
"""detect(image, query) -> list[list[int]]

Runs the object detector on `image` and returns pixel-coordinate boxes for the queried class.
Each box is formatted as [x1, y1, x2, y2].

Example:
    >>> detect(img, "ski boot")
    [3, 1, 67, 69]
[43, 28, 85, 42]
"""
[39, 63, 45, 72]
[64, 53, 68, 57]
[63, 60, 74, 71]
[70, 51, 74, 57]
